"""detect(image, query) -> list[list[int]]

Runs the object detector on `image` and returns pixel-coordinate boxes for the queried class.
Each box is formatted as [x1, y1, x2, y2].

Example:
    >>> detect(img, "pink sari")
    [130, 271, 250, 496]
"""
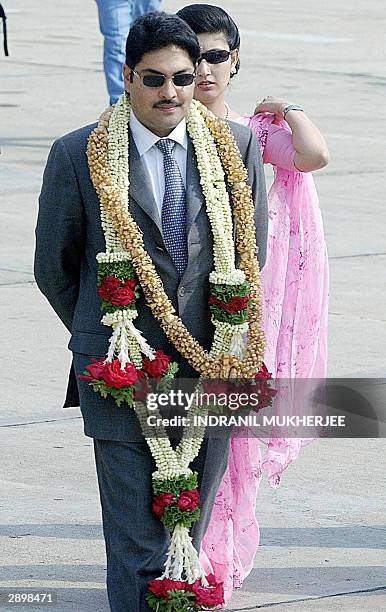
[199, 113, 329, 604]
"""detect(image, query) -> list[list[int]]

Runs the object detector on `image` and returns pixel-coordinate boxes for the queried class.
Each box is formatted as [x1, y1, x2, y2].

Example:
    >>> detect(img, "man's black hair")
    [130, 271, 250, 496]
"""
[177, 4, 240, 76]
[125, 11, 200, 69]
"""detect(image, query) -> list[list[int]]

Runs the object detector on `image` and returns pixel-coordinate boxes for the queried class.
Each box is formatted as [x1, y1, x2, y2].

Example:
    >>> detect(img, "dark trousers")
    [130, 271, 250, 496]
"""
[93, 436, 230, 612]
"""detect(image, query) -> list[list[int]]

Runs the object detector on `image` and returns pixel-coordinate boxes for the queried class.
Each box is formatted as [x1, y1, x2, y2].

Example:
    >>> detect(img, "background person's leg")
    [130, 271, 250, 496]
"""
[95, 0, 132, 104]
[131, 0, 162, 22]
[93, 439, 170, 612]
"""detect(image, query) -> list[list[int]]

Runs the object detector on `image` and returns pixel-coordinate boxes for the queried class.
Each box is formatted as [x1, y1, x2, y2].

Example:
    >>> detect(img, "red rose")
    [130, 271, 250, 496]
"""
[190, 575, 224, 607]
[209, 295, 249, 314]
[152, 492, 175, 517]
[102, 360, 138, 388]
[113, 279, 136, 304]
[100, 276, 121, 292]
[148, 579, 168, 598]
[97, 276, 137, 306]
[151, 501, 164, 518]
[125, 278, 137, 289]
[224, 295, 250, 313]
[176, 489, 200, 512]
[250, 364, 277, 411]
[160, 579, 187, 592]
[255, 362, 272, 379]
[148, 578, 188, 599]
[206, 574, 218, 586]
[142, 350, 171, 378]
[79, 357, 107, 381]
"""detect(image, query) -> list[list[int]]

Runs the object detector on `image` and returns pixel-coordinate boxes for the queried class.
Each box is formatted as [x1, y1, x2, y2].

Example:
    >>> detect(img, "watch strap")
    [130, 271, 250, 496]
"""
[282, 104, 304, 119]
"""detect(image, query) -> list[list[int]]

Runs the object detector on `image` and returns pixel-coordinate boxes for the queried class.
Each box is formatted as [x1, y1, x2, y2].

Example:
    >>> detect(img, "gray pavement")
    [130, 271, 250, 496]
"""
[1, 0, 385, 610]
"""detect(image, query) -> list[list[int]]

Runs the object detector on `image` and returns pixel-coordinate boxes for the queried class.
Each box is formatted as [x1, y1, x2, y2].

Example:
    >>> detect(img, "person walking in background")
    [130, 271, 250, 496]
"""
[96, 0, 161, 104]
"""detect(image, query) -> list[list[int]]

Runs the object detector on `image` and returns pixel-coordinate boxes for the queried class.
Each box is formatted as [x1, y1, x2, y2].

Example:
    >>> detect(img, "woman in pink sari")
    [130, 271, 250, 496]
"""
[177, 4, 330, 605]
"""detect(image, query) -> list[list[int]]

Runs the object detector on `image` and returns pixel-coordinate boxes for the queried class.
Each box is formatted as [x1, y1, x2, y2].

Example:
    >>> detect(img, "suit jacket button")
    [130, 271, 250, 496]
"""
[178, 287, 185, 297]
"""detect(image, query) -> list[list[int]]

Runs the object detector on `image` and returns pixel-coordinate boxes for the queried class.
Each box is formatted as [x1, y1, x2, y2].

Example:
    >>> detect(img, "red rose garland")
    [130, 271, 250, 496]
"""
[151, 474, 201, 531]
[143, 350, 172, 378]
[208, 294, 250, 314]
[97, 275, 137, 306]
[152, 492, 175, 517]
[81, 351, 173, 407]
[82, 255, 177, 407]
[147, 573, 225, 610]
[208, 281, 251, 325]
[81, 358, 138, 388]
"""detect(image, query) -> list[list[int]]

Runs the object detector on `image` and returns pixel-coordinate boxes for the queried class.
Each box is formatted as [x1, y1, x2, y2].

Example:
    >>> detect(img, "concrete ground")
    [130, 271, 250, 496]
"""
[0, 0, 385, 610]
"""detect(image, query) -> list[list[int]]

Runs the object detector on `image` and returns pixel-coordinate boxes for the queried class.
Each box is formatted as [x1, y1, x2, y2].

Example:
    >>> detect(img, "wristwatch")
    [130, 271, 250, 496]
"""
[282, 104, 304, 119]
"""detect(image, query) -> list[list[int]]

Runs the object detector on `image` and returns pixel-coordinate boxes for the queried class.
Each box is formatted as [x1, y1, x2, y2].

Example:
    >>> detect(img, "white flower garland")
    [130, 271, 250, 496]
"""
[211, 319, 249, 359]
[96, 251, 131, 264]
[186, 107, 236, 277]
[97, 93, 251, 475]
[103, 95, 249, 361]
[93, 94, 254, 586]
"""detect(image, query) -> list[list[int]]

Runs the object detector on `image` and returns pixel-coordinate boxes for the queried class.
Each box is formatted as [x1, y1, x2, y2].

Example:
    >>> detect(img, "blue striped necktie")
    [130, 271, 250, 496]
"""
[155, 138, 188, 276]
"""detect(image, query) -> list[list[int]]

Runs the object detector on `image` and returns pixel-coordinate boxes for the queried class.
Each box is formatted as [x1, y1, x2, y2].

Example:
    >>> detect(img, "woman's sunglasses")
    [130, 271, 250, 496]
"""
[131, 69, 195, 88]
[198, 49, 231, 65]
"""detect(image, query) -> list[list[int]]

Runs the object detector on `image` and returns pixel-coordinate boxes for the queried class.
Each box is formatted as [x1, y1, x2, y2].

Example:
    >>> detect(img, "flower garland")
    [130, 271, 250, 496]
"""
[83, 94, 269, 611]
[86, 97, 264, 379]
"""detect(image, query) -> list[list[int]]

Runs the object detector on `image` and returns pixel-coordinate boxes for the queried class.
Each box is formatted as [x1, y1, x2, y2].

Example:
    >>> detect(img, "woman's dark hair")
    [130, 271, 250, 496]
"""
[176, 4, 240, 76]
[125, 11, 201, 69]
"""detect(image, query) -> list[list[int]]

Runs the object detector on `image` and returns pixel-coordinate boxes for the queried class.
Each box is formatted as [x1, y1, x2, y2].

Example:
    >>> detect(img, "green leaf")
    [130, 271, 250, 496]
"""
[146, 590, 197, 612]
[165, 362, 179, 379]
[97, 260, 136, 283]
[155, 362, 179, 394]
[209, 304, 250, 324]
[87, 379, 136, 407]
[161, 507, 200, 530]
[209, 281, 250, 301]
[153, 473, 198, 496]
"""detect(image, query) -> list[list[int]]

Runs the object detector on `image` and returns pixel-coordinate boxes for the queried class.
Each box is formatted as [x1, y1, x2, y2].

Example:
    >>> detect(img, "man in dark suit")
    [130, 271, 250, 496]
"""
[35, 11, 267, 612]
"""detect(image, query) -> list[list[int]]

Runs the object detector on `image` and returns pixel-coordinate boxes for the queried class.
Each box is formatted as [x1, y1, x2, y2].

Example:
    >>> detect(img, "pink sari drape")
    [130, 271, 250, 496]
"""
[199, 113, 329, 604]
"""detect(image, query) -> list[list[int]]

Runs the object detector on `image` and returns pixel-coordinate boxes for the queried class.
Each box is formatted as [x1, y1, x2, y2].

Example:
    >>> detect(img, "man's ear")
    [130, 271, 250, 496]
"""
[123, 64, 132, 94]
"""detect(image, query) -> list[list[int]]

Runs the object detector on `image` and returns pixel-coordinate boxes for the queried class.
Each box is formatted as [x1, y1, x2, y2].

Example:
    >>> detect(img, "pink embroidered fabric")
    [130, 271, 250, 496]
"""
[199, 113, 329, 604]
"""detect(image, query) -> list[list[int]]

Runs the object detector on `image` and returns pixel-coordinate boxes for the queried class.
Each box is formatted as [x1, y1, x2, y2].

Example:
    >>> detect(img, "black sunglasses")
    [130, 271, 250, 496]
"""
[132, 69, 195, 88]
[198, 49, 231, 65]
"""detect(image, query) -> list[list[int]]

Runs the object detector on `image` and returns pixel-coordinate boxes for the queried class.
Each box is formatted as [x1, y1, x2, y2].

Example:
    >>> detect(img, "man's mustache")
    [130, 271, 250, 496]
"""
[153, 101, 182, 108]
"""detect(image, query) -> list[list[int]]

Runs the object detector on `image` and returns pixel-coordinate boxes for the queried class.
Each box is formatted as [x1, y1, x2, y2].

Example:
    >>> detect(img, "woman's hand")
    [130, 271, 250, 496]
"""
[254, 96, 329, 172]
[254, 96, 288, 118]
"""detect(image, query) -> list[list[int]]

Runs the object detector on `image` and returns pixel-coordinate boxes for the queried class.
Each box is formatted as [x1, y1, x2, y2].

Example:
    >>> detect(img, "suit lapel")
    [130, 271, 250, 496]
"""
[180, 138, 207, 283]
[129, 131, 163, 235]
[185, 137, 204, 238]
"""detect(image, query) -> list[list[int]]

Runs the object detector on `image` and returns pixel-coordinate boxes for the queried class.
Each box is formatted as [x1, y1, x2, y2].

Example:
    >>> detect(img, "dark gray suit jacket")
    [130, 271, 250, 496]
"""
[34, 120, 267, 437]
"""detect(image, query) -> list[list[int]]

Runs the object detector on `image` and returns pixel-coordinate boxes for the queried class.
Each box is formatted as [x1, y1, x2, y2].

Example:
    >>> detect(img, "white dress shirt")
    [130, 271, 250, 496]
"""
[130, 112, 188, 217]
